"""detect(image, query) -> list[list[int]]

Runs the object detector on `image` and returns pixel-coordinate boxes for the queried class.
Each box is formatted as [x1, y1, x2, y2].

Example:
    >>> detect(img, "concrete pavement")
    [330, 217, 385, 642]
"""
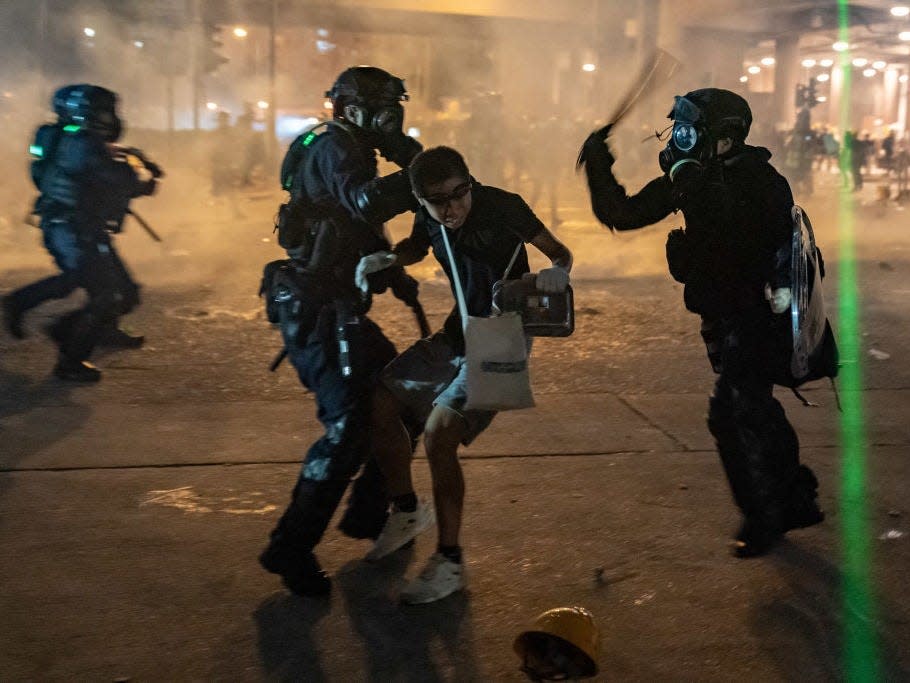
[2, 186, 910, 680]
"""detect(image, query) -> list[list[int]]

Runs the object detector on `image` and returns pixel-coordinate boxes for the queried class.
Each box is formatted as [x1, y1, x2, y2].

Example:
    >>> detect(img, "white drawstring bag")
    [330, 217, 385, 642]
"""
[440, 226, 535, 411]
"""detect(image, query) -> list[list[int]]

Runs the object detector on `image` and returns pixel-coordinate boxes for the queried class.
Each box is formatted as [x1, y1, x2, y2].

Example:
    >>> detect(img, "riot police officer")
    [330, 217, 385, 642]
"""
[580, 89, 826, 557]
[3, 85, 158, 381]
[259, 66, 423, 596]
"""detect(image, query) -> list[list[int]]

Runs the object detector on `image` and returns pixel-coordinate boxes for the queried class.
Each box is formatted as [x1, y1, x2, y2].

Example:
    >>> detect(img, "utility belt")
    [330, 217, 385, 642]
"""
[274, 196, 345, 268]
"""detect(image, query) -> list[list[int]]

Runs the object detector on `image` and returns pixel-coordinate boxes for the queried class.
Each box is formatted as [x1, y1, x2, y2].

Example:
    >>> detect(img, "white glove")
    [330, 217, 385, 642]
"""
[355, 251, 397, 293]
[766, 286, 792, 314]
[536, 266, 570, 293]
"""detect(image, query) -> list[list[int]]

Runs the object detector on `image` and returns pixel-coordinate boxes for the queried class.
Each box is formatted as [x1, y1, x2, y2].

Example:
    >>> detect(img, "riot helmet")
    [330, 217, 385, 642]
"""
[51, 84, 123, 141]
[326, 66, 409, 136]
[658, 88, 752, 180]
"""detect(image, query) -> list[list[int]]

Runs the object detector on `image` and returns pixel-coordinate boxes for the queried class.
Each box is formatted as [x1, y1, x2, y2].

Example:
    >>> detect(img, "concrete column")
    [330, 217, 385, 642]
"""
[773, 34, 800, 129]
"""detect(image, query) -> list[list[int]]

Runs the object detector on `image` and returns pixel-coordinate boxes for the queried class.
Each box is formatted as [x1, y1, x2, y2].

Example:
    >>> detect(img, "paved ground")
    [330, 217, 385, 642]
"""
[1, 174, 909, 681]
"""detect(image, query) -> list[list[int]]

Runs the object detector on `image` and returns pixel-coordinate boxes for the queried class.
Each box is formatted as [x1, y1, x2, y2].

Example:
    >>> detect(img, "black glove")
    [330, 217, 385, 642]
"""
[665, 228, 691, 283]
[141, 178, 158, 197]
[576, 123, 615, 169]
[379, 133, 423, 168]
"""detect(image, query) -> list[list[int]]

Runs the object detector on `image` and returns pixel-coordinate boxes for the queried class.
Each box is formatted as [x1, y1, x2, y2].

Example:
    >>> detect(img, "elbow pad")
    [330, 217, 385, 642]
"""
[354, 169, 418, 223]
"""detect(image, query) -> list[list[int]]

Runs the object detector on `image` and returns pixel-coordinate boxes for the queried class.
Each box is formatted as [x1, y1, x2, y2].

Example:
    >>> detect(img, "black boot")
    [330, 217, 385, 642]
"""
[53, 356, 102, 382]
[259, 542, 331, 597]
[97, 326, 145, 349]
[338, 458, 388, 540]
[2, 295, 24, 339]
[783, 465, 825, 531]
[731, 516, 782, 558]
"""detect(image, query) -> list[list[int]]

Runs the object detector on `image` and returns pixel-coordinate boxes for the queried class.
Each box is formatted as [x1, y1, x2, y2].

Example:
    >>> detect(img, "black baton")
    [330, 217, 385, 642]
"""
[127, 209, 163, 242]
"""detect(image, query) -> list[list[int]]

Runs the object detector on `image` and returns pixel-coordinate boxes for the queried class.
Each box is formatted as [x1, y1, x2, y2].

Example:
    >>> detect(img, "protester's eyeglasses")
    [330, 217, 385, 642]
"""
[419, 181, 472, 207]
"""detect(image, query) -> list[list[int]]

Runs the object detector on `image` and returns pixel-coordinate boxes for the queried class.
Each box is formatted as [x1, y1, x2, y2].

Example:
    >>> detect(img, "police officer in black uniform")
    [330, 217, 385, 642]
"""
[580, 88, 824, 557]
[259, 66, 424, 596]
[3, 85, 158, 381]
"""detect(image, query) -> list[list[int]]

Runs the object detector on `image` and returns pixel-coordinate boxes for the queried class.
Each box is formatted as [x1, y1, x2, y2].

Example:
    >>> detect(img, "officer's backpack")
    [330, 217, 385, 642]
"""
[29, 123, 66, 191]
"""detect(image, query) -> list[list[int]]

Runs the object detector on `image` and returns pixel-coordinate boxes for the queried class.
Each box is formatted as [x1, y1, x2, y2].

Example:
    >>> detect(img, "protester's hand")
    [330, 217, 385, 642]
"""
[355, 251, 397, 293]
[578, 123, 615, 169]
[765, 284, 792, 314]
[536, 265, 570, 293]
[142, 178, 158, 196]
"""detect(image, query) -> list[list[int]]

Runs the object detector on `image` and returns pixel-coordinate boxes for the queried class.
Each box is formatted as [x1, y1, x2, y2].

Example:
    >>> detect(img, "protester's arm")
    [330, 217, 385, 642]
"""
[530, 228, 572, 272]
[582, 127, 675, 231]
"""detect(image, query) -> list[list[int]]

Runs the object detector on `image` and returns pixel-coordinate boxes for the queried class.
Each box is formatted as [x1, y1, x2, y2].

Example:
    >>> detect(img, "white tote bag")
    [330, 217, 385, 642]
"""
[440, 226, 535, 411]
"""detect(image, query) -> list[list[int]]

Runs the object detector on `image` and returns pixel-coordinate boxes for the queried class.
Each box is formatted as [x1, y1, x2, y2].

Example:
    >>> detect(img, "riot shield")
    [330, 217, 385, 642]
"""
[790, 205, 827, 380]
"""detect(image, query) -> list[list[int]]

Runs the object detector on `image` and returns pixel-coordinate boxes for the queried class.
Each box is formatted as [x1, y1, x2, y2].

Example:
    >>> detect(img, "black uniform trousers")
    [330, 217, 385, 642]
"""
[702, 307, 819, 531]
[266, 303, 397, 561]
[14, 218, 139, 360]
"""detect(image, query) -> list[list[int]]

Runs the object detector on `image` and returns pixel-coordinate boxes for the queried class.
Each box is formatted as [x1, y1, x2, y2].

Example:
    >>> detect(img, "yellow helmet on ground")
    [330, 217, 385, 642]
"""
[513, 606, 599, 680]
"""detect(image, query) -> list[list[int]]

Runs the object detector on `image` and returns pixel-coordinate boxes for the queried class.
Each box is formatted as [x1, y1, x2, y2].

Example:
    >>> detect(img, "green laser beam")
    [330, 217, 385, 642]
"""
[836, 2, 879, 680]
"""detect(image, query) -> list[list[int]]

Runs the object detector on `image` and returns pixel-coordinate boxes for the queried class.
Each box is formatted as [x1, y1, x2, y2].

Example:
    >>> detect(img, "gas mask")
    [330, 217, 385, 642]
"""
[658, 96, 714, 182]
[342, 100, 404, 136]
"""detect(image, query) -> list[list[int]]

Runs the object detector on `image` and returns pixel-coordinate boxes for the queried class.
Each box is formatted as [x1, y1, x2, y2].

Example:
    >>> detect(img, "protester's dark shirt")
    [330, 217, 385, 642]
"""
[402, 183, 545, 348]
[585, 144, 793, 318]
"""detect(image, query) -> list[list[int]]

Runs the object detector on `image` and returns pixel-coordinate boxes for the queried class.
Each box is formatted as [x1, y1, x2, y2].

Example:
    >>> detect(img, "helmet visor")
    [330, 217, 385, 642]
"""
[671, 95, 702, 124]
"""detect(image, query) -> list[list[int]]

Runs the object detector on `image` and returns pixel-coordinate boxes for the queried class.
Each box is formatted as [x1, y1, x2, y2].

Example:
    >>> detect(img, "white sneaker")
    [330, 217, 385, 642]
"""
[365, 499, 435, 561]
[400, 553, 466, 604]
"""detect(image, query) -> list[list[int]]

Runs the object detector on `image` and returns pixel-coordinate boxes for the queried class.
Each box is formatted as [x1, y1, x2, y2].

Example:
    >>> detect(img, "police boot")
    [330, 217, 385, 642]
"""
[53, 355, 102, 383]
[338, 458, 389, 540]
[2, 295, 24, 339]
[783, 465, 825, 532]
[731, 516, 782, 559]
[259, 542, 331, 597]
[97, 325, 145, 349]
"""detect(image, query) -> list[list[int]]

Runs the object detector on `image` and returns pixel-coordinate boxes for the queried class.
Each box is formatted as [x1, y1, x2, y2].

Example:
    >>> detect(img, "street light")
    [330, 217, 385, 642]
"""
[873, 60, 887, 70]
[801, 58, 817, 68]
[817, 73, 831, 82]
[900, 31, 910, 40]
[581, 63, 596, 72]
[833, 41, 849, 51]
[852, 57, 869, 67]
[257, 100, 269, 109]
[233, 26, 248, 38]
[739, 75, 748, 83]
[891, 6, 910, 17]
[747, 65, 761, 74]
[206, 101, 218, 111]
[760, 56, 775, 66]
[863, 68, 877, 77]
[820, 58, 834, 67]
[83, 27, 95, 37]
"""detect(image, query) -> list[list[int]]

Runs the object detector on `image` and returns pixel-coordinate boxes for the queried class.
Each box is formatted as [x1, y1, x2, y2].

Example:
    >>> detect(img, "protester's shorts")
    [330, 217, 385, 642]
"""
[381, 331, 495, 446]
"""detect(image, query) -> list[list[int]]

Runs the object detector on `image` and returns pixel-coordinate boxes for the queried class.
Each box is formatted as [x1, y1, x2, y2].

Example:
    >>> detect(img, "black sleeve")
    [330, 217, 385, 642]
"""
[584, 146, 674, 230]
[312, 133, 378, 220]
